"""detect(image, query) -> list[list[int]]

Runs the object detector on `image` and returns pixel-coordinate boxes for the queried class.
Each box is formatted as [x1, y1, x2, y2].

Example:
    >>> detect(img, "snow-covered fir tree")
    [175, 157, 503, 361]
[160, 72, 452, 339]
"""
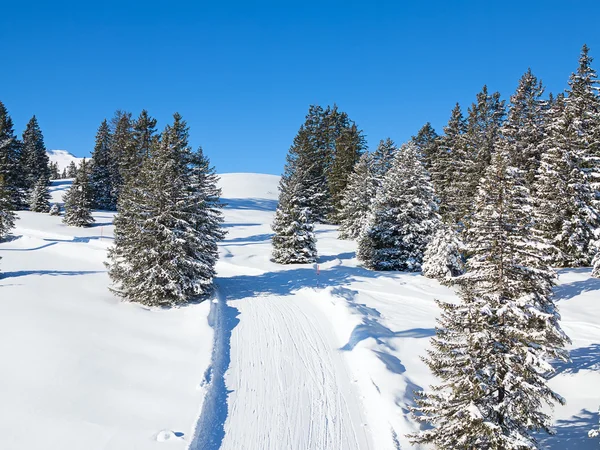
[20, 115, 51, 192]
[0, 101, 25, 209]
[328, 123, 366, 223]
[62, 159, 94, 227]
[592, 252, 600, 278]
[29, 176, 51, 212]
[371, 137, 397, 185]
[534, 95, 600, 266]
[421, 224, 465, 284]
[90, 119, 115, 210]
[358, 142, 438, 271]
[107, 114, 225, 306]
[0, 175, 16, 240]
[271, 166, 318, 264]
[66, 161, 77, 178]
[49, 203, 60, 216]
[132, 109, 157, 160]
[411, 148, 570, 449]
[337, 152, 376, 240]
[411, 122, 439, 171]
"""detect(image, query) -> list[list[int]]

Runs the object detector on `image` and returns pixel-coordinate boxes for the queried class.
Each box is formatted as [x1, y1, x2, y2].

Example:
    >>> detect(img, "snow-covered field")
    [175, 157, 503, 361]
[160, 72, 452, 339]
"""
[47, 149, 83, 171]
[0, 173, 599, 449]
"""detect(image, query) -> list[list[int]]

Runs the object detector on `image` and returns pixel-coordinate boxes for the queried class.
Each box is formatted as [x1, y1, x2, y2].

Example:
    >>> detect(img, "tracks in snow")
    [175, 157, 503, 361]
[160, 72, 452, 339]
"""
[189, 279, 372, 450]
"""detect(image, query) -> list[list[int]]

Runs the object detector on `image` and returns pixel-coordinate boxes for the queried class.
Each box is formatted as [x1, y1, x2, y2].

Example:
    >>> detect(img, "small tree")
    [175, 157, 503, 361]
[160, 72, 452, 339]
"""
[358, 142, 438, 271]
[66, 161, 78, 178]
[63, 160, 94, 227]
[30, 176, 51, 212]
[338, 153, 376, 240]
[49, 203, 60, 216]
[422, 224, 465, 283]
[0, 176, 16, 240]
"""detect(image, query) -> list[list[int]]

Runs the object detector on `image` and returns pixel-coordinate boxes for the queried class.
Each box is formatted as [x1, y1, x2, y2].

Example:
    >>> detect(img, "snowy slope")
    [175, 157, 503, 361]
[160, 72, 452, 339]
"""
[1, 174, 599, 450]
[47, 149, 83, 172]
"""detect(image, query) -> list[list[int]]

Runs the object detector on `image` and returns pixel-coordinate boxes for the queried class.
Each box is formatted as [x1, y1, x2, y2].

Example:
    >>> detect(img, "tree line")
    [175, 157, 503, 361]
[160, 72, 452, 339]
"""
[0, 107, 225, 307]
[272, 45, 600, 447]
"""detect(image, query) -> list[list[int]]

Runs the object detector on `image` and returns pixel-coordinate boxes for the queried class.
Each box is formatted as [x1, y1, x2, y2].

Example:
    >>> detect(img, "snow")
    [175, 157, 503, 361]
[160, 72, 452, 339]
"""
[1, 174, 599, 449]
[47, 149, 83, 172]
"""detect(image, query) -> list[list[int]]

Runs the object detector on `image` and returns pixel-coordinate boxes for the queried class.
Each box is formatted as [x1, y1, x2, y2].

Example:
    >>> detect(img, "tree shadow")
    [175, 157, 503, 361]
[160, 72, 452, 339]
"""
[554, 278, 600, 301]
[222, 198, 278, 212]
[318, 252, 356, 263]
[341, 320, 434, 351]
[222, 233, 273, 244]
[538, 409, 599, 449]
[222, 223, 262, 228]
[189, 295, 240, 450]
[552, 344, 600, 376]
[0, 241, 58, 252]
[1, 270, 104, 279]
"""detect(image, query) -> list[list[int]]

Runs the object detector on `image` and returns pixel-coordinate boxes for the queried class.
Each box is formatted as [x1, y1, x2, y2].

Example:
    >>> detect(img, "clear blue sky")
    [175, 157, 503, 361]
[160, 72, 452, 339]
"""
[2, 1, 599, 175]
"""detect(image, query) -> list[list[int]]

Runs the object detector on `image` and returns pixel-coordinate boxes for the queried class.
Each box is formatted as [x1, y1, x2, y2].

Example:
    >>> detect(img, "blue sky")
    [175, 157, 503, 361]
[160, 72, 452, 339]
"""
[1, 1, 599, 175]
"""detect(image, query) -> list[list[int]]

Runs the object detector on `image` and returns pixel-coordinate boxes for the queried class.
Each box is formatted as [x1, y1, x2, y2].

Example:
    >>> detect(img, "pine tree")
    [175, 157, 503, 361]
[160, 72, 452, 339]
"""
[500, 69, 547, 188]
[49, 203, 60, 216]
[21, 115, 51, 192]
[0, 101, 25, 209]
[371, 137, 397, 184]
[132, 109, 157, 159]
[271, 165, 318, 264]
[61, 168, 67, 179]
[328, 123, 366, 223]
[29, 176, 51, 212]
[49, 161, 60, 180]
[422, 224, 465, 283]
[338, 152, 376, 240]
[358, 143, 438, 271]
[108, 111, 135, 201]
[63, 159, 94, 227]
[0, 175, 16, 240]
[412, 122, 439, 171]
[90, 119, 115, 210]
[534, 95, 600, 266]
[107, 114, 224, 306]
[411, 148, 570, 449]
[66, 161, 77, 178]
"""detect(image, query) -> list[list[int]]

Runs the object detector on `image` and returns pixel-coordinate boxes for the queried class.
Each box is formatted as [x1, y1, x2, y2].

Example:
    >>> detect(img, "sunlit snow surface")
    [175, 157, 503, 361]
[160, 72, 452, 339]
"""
[0, 174, 598, 449]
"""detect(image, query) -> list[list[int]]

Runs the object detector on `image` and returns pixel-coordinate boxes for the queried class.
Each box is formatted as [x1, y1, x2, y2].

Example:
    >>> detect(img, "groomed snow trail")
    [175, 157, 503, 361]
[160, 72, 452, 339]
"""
[217, 285, 372, 450]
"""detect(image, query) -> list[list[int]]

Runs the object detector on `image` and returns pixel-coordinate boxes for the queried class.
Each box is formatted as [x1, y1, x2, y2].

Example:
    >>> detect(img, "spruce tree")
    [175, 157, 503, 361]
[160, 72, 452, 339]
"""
[328, 123, 366, 223]
[49, 203, 60, 216]
[90, 119, 115, 210]
[107, 114, 224, 306]
[21, 115, 51, 192]
[411, 149, 570, 449]
[271, 166, 318, 264]
[412, 122, 439, 171]
[421, 224, 464, 284]
[0, 175, 16, 240]
[358, 143, 438, 271]
[108, 111, 134, 201]
[29, 176, 51, 212]
[66, 161, 77, 178]
[63, 159, 94, 227]
[592, 252, 600, 278]
[338, 152, 376, 240]
[132, 109, 157, 159]
[371, 137, 397, 184]
[0, 101, 25, 209]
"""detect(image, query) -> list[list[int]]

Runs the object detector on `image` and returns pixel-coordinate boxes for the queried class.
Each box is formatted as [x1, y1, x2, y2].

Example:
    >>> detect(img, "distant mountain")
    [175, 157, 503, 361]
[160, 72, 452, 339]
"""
[47, 149, 83, 172]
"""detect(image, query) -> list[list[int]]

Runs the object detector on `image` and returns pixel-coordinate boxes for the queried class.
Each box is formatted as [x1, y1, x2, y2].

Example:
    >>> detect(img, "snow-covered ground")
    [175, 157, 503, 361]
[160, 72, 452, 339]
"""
[1, 174, 599, 449]
[47, 149, 83, 171]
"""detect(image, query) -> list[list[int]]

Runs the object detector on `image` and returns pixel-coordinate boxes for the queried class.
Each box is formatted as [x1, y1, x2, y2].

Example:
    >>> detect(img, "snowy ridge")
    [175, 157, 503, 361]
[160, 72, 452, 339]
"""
[47, 149, 83, 171]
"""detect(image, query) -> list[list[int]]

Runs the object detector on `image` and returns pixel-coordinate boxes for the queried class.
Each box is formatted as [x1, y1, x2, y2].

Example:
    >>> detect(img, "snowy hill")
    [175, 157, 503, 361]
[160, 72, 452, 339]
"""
[0, 174, 599, 450]
[47, 149, 83, 171]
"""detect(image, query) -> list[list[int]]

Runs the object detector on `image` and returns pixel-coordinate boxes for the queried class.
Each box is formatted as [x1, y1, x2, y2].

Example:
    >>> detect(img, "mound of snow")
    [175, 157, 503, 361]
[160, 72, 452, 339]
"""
[47, 149, 83, 171]
[218, 173, 279, 200]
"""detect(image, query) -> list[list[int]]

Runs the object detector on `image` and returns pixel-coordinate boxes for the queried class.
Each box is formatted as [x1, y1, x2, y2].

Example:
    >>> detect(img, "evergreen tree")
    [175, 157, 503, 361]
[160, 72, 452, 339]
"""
[271, 166, 318, 264]
[328, 123, 366, 223]
[411, 149, 570, 449]
[66, 161, 77, 178]
[90, 119, 115, 209]
[358, 143, 438, 271]
[132, 109, 157, 159]
[565, 44, 600, 207]
[29, 176, 51, 212]
[49, 203, 60, 216]
[421, 224, 465, 284]
[592, 252, 600, 278]
[61, 168, 67, 179]
[371, 137, 397, 183]
[0, 101, 25, 209]
[0, 175, 16, 240]
[412, 122, 439, 171]
[62, 159, 94, 227]
[534, 95, 600, 266]
[21, 115, 51, 191]
[338, 153, 376, 240]
[108, 110, 135, 200]
[107, 114, 224, 306]
[49, 162, 60, 180]
[500, 69, 547, 188]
